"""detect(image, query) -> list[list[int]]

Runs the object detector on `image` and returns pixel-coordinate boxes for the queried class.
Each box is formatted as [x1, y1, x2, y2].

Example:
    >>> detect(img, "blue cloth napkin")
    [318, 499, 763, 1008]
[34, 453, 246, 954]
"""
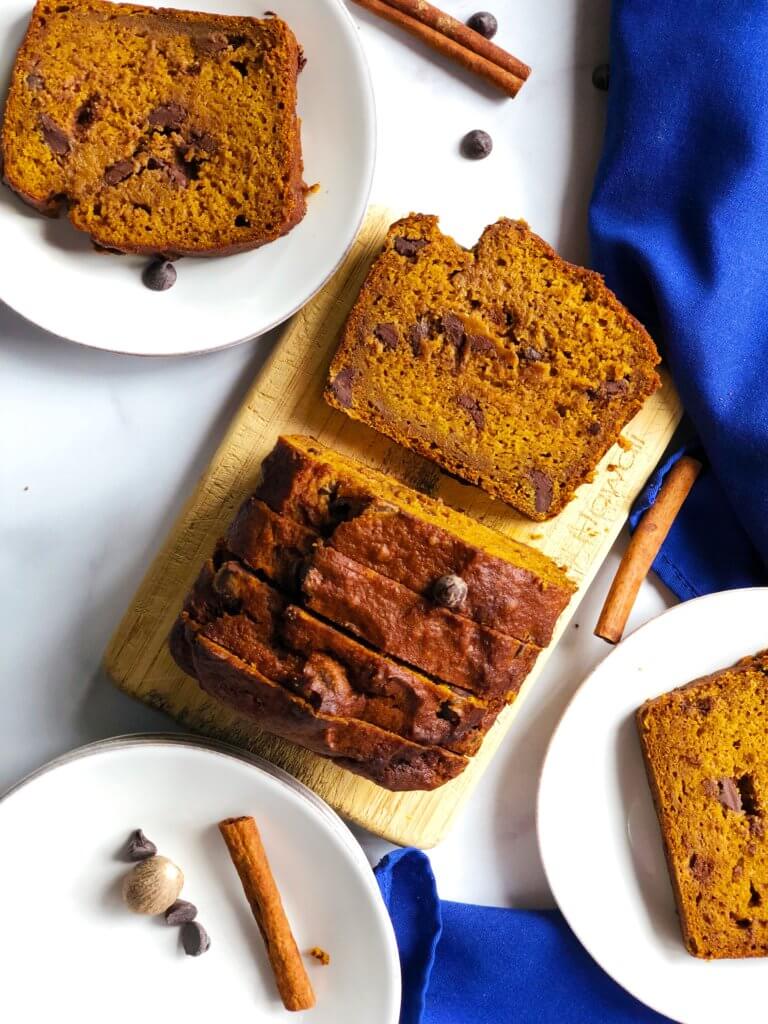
[375, 849, 673, 1024]
[590, 0, 768, 597]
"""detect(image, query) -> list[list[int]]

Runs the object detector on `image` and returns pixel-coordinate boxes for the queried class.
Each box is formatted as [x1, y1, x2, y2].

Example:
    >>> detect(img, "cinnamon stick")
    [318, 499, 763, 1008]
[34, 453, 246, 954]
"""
[595, 456, 702, 645]
[351, 0, 530, 98]
[219, 816, 315, 1012]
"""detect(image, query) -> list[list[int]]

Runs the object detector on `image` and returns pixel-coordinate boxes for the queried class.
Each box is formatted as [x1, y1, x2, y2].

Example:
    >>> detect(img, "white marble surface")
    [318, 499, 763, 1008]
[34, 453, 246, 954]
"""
[0, 0, 675, 907]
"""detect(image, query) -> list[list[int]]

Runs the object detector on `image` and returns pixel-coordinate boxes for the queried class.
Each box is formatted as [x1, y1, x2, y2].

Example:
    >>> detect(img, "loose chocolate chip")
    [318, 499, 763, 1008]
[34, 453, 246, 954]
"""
[126, 829, 157, 861]
[407, 318, 429, 357]
[26, 72, 44, 91]
[529, 469, 553, 514]
[587, 422, 601, 436]
[456, 393, 484, 430]
[373, 323, 399, 351]
[195, 32, 228, 55]
[298, 46, 307, 72]
[104, 159, 134, 185]
[143, 260, 178, 292]
[394, 236, 428, 258]
[520, 346, 545, 362]
[440, 313, 465, 349]
[432, 574, 468, 611]
[181, 920, 211, 956]
[148, 103, 187, 130]
[592, 63, 610, 91]
[466, 11, 498, 38]
[329, 367, 355, 408]
[39, 114, 70, 156]
[165, 899, 198, 925]
[460, 129, 493, 160]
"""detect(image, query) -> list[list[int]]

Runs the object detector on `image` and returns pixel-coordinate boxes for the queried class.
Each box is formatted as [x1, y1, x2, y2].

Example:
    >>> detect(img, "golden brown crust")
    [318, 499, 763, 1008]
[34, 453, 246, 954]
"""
[324, 214, 660, 520]
[255, 435, 575, 646]
[1, 0, 306, 257]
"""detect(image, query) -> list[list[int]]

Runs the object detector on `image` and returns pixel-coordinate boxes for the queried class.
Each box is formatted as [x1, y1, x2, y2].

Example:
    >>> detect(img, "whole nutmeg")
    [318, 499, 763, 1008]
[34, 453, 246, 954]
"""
[432, 574, 468, 611]
[122, 855, 184, 915]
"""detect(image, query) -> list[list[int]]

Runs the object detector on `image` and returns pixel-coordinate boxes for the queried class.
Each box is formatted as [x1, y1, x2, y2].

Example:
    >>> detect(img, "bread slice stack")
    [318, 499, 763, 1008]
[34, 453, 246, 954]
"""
[170, 436, 575, 791]
[1, 0, 306, 255]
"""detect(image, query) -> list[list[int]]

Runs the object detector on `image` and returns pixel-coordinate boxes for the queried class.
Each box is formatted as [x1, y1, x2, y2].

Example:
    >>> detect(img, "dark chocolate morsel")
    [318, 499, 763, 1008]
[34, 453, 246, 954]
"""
[704, 777, 743, 812]
[432, 574, 468, 611]
[26, 72, 44, 90]
[440, 313, 465, 349]
[587, 422, 601, 436]
[466, 11, 498, 39]
[373, 323, 398, 351]
[104, 159, 134, 185]
[529, 469, 553, 514]
[592, 63, 610, 91]
[165, 900, 198, 925]
[181, 920, 211, 956]
[143, 260, 178, 292]
[394, 236, 428, 258]
[126, 829, 158, 861]
[520, 346, 545, 362]
[460, 129, 493, 160]
[195, 32, 228, 55]
[39, 114, 70, 156]
[689, 854, 714, 882]
[148, 103, 187, 130]
[329, 366, 355, 408]
[407, 319, 429, 357]
[456, 393, 485, 430]
[466, 334, 495, 356]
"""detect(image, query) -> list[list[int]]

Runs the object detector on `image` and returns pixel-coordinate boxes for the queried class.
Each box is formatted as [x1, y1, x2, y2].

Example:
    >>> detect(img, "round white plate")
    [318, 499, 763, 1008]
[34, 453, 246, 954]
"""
[0, 0, 375, 355]
[0, 735, 400, 1023]
[538, 588, 768, 1024]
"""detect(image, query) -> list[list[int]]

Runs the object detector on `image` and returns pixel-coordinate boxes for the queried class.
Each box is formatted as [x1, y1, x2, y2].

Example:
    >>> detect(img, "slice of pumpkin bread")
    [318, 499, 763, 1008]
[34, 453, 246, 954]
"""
[255, 435, 574, 647]
[637, 651, 768, 958]
[325, 215, 660, 519]
[2, 0, 306, 256]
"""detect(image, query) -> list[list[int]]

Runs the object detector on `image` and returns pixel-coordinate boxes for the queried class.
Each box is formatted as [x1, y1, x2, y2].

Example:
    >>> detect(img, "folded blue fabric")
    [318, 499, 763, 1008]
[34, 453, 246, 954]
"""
[375, 849, 673, 1023]
[590, 0, 768, 597]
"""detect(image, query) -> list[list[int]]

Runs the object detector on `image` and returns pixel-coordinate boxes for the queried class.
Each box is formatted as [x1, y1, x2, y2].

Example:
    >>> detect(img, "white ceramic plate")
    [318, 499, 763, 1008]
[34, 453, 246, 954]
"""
[538, 588, 768, 1024]
[0, 735, 400, 1023]
[0, 0, 375, 355]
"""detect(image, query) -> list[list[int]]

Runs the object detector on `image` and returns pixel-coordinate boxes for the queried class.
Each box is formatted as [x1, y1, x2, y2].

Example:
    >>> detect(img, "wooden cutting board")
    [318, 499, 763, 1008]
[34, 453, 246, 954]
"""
[104, 205, 682, 848]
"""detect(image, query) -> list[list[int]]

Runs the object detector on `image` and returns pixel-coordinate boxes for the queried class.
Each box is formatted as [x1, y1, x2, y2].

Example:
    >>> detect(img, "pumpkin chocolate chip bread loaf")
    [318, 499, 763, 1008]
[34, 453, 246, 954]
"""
[2, 0, 306, 256]
[325, 215, 661, 520]
[170, 434, 572, 790]
[173, 558, 500, 756]
[637, 651, 768, 958]
[255, 435, 574, 647]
